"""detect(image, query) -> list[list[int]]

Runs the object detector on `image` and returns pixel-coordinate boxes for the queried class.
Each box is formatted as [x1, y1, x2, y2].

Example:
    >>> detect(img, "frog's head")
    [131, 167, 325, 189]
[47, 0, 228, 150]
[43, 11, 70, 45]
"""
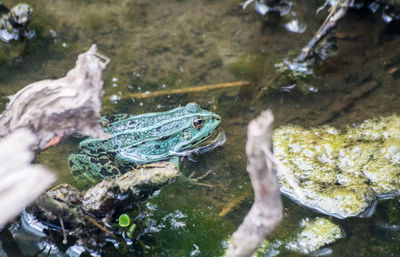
[172, 102, 221, 152]
[8, 3, 32, 31]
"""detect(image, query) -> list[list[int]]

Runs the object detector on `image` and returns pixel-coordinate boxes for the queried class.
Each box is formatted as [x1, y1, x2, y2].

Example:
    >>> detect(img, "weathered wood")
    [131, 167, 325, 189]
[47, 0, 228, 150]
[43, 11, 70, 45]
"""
[225, 110, 283, 257]
[0, 128, 56, 227]
[0, 44, 110, 149]
[0, 45, 110, 227]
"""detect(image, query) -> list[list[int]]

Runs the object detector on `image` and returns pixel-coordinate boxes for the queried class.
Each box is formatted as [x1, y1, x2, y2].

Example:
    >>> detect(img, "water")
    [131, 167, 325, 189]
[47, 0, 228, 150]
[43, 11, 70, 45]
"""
[1, 0, 400, 256]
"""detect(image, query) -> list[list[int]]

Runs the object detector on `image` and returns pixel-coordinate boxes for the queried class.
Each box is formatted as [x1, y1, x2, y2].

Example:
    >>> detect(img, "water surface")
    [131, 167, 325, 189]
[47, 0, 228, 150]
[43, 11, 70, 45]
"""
[1, 0, 400, 256]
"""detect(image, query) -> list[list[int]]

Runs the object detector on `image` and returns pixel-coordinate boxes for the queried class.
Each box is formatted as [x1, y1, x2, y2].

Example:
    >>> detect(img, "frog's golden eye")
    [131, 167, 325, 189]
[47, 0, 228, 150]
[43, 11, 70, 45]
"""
[192, 117, 203, 130]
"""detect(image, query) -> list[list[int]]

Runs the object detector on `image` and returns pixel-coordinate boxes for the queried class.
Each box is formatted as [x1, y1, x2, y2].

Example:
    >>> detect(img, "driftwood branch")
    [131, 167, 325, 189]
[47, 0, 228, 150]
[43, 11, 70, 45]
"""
[0, 45, 109, 227]
[296, 0, 350, 62]
[0, 44, 110, 149]
[0, 128, 56, 227]
[225, 110, 283, 257]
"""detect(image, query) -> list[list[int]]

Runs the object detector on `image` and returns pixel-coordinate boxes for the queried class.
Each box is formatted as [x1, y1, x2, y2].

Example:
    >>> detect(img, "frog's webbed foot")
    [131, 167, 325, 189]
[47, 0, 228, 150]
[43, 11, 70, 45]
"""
[183, 169, 214, 188]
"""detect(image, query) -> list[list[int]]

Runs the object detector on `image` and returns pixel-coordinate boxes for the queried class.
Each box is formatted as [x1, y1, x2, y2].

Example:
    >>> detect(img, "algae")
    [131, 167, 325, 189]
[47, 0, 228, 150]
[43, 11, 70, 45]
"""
[254, 217, 344, 256]
[274, 115, 400, 218]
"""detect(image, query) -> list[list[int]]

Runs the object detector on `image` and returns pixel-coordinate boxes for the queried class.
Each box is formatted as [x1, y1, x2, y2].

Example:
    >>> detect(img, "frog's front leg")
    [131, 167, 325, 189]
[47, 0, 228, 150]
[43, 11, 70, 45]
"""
[68, 153, 121, 189]
[167, 157, 213, 188]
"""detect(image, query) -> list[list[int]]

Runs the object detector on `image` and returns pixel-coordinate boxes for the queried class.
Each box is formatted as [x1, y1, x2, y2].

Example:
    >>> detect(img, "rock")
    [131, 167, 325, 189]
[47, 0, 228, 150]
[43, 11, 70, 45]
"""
[254, 217, 344, 256]
[254, 217, 345, 257]
[273, 115, 400, 218]
[82, 162, 179, 215]
[285, 217, 344, 254]
[31, 162, 179, 233]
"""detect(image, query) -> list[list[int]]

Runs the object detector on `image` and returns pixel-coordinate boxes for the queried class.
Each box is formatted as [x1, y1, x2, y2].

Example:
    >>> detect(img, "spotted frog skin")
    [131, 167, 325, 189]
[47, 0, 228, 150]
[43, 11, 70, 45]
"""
[69, 103, 221, 186]
[0, 3, 35, 42]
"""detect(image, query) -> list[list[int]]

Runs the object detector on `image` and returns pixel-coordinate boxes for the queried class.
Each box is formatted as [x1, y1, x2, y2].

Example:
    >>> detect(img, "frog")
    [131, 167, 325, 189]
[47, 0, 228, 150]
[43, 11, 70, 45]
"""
[69, 102, 222, 188]
[0, 3, 35, 42]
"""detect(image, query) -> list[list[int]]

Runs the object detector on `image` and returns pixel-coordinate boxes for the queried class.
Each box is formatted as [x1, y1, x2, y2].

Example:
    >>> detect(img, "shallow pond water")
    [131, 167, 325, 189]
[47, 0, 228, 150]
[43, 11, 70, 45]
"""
[1, 0, 400, 256]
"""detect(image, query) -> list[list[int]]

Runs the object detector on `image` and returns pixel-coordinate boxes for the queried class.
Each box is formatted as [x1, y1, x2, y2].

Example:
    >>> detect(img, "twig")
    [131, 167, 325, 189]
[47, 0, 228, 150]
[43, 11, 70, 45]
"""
[296, 0, 350, 62]
[123, 81, 250, 100]
[83, 215, 117, 239]
[225, 110, 283, 257]
[218, 191, 252, 217]
[59, 217, 68, 245]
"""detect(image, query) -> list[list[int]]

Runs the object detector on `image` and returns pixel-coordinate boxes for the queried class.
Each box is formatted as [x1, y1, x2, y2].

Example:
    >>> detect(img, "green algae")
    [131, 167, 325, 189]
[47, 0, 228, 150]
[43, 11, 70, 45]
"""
[274, 115, 400, 218]
[285, 217, 344, 254]
[254, 217, 344, 256]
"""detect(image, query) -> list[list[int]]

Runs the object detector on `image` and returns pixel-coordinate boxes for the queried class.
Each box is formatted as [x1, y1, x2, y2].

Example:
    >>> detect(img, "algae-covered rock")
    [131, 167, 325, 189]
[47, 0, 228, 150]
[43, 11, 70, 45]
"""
[274, 115, 400, 218]
[254, 217, 344, 256]
[285, 217, 344, 254]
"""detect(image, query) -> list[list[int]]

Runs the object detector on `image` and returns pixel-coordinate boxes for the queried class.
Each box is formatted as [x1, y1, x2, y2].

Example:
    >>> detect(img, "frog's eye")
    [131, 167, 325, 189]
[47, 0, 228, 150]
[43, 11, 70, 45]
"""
[192, 117, 203, 130]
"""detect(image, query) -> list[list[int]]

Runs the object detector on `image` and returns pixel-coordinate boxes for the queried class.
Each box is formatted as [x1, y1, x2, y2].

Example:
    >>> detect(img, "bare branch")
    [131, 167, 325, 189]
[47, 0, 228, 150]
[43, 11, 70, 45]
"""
[225, 110, 283, 257]
[296, 0, 350, 62]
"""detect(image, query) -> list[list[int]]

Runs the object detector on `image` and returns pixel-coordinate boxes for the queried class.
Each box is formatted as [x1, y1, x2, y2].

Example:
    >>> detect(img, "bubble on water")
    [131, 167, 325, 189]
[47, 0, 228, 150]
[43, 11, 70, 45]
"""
[190, 244, 201, 256]
[285, 19, 307, 33]
[308, 87, 318, 93]
[49, 29, 57, 37]
[110, 94, 120, 104]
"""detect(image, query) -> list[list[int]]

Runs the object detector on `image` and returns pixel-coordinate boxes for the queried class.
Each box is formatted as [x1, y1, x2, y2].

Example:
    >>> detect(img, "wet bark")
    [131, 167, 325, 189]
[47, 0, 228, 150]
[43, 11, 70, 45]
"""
[0, 128, 56, 227]
[0, 45, 109, 227]
[0, 44, 110, 149]
[225, 110, 283, 257]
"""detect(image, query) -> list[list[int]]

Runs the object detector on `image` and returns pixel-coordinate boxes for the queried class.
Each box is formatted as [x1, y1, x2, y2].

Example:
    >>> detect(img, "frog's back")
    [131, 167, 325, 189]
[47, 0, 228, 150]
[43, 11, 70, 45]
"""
[79, 103, 221, 164]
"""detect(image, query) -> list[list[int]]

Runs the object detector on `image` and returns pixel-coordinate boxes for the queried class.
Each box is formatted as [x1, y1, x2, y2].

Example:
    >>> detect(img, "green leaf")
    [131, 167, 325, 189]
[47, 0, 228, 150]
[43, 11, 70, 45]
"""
[118, 214, 130, 227]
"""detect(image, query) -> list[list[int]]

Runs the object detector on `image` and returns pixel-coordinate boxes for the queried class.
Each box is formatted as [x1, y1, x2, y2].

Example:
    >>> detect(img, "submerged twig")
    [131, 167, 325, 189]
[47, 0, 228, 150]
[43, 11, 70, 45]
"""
[84, 215, 117, 239]
[124, 81, 250, 99]
[218, 191, 252, 217]
[225, 110, 283, 257]
[59, 217, 68, 245]
[297, 0, 350, 62]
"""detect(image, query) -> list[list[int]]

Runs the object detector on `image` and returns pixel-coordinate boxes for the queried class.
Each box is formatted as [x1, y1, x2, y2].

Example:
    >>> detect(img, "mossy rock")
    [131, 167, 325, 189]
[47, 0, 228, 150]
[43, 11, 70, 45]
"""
[274, 115, 400, 218]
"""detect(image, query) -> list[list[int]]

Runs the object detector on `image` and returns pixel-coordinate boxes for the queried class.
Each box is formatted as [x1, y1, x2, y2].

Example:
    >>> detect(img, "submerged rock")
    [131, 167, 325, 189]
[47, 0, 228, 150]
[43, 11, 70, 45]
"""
[254, 217, 344, 256]
[274, 115, 400, 218]
[28, 162, 179, 250]
[82, 161, 179, 215]
[285, 217, 344, 254]
[0, 3, 35, 42]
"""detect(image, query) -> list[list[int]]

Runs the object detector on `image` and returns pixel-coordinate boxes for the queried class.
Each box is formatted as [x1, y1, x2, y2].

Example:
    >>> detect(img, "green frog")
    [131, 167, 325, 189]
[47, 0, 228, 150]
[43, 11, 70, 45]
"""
[69, 103, 222, 187]
[0, 3, 34, 42]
